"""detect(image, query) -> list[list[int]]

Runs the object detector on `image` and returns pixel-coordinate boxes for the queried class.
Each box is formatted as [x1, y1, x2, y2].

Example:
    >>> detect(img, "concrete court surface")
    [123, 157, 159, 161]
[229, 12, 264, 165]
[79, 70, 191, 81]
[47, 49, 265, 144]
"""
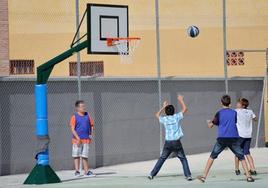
[0, 148, 268, 188]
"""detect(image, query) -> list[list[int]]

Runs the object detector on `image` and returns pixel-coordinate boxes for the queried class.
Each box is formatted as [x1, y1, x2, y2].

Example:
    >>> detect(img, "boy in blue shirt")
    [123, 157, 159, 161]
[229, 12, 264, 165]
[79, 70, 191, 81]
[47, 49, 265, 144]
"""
[197, 95, 254, 183]
[148, 95, 192, 181]
[70, 100, 95, 177]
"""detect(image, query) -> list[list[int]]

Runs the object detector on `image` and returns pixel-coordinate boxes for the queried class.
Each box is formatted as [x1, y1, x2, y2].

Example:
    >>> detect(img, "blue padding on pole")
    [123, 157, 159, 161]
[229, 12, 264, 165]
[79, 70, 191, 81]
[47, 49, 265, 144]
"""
[35, 84, 49, 165]
[36, 119, 48, 136]
[35, 84, 48, 118]
[37, 150, 49, 166]
[35, 84, 48, 136]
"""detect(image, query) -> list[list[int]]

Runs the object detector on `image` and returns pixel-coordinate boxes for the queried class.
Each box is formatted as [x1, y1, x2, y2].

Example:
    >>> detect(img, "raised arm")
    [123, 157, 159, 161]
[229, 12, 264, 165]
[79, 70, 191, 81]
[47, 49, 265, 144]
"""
[178, 95, 188, 114]
[155, 101, 168, 119]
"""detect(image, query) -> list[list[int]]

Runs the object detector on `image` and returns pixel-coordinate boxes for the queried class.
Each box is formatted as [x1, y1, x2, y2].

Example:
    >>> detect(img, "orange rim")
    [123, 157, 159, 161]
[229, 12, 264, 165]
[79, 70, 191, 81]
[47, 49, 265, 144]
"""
[107, 37, 141, 46]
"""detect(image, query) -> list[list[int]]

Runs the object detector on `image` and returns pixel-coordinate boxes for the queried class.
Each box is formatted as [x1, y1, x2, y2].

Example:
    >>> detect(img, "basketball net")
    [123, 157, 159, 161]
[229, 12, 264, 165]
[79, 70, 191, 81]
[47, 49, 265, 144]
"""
[107, 38, 141, 64]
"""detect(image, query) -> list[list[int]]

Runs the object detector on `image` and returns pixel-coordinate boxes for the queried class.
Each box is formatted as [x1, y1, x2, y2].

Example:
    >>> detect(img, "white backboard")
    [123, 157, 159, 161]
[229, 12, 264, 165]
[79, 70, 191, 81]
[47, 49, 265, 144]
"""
[87, 4, 129, 54]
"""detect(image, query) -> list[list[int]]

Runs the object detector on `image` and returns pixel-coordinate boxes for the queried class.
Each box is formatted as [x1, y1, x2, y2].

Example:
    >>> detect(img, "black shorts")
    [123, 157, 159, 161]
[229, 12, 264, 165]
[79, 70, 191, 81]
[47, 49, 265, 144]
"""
[238, 137, 252, 155]
[210, 138, 245, 160]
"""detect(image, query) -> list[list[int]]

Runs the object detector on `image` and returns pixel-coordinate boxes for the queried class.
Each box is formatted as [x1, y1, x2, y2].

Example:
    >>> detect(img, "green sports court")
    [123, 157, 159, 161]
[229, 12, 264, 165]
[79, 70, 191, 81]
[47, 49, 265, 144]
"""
[1, 149, 268, 187]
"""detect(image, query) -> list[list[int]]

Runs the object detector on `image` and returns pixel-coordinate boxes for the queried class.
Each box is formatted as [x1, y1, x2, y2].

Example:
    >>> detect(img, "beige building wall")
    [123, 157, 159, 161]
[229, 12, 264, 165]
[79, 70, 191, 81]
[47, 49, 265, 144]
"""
[8, 0, 268, 78]
[0, 0, 9, 76]
[6, 0, 268, 142]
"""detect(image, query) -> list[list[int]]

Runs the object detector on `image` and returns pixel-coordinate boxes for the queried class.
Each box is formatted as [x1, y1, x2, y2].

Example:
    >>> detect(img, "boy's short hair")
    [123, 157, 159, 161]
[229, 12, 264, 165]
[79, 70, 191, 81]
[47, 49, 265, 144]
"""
[75, 100, 84, 107]
[238, 98, 249, 109]
[221, 95, 231, 106]
[165, 105, 175, 116]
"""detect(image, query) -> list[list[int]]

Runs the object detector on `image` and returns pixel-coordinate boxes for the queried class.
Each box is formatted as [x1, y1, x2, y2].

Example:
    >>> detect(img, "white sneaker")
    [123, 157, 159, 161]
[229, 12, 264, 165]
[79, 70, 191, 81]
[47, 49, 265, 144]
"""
[148, 175, 154, 180]
[186, 176, 193, 181]
[75, 171, 81, 177]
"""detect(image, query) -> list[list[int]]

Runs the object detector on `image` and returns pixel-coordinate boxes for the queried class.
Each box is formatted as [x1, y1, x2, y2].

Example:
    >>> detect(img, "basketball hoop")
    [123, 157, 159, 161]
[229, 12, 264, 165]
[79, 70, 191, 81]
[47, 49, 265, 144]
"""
[107, 37, 141, 64]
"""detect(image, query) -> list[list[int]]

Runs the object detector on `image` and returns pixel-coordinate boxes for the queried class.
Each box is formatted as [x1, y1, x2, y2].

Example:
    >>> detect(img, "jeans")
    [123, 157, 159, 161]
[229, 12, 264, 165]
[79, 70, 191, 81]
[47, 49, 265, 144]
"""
[210, 138, 245, 160]
[150, 139, 191, 177]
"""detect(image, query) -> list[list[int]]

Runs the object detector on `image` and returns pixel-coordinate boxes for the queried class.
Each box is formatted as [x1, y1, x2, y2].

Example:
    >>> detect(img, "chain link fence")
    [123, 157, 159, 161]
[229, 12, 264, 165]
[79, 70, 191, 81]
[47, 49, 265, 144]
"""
[0, 78, 265, 175]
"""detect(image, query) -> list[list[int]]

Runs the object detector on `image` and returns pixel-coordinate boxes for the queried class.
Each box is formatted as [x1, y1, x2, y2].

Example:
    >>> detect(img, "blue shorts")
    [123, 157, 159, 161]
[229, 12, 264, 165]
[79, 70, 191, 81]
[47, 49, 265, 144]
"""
[239, 137, 251, 155]
[210, 138, 245, 160]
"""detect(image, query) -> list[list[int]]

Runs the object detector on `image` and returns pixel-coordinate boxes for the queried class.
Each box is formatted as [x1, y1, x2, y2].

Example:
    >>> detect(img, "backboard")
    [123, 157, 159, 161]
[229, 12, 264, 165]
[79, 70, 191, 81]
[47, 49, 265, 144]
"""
[87, 4, 129, 54]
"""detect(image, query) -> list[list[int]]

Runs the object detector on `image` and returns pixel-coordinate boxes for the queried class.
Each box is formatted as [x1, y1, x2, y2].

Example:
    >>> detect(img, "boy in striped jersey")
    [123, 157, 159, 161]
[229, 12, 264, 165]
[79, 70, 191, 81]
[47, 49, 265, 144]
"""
[148, 95, 192, 181]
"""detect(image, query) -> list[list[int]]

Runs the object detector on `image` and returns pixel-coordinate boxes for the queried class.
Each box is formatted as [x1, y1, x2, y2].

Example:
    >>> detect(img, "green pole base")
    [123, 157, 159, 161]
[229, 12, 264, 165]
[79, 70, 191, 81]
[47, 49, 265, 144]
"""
[23, 164, 61, 185]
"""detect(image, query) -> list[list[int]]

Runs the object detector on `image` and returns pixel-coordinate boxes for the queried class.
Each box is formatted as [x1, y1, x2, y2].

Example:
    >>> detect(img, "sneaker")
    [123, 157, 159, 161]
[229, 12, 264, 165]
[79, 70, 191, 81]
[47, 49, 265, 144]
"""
[197, 175, 206, 183]
[148, 175, 154, 180]
[75, 171, 80, 177]
[250, 170, 257, 176]
[86, 170, 96, 177]
[235, 169, 241, 175]
[246, 177, 255, 182]
[186, 176, 193, 181]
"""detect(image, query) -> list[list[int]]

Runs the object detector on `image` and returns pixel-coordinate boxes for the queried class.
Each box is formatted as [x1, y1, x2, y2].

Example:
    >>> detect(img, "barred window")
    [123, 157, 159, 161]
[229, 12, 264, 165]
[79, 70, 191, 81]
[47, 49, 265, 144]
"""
[226, 51, 245, 66]
[10, 60, 35, 75]
[69, 61, 104, 77]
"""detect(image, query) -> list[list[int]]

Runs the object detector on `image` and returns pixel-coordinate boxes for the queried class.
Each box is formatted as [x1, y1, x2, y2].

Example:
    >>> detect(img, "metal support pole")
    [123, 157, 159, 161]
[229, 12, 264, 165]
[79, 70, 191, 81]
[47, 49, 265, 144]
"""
[75, 0, 82, 100]
[255, 49, 268, 147]
[255, 77, 265, 148]
[155, 0, 162, 154]
[223, 0, 228, 94]
[75, 0, 82, 172]
[266, 49, 268, 147]
[35, 84, 49, 165]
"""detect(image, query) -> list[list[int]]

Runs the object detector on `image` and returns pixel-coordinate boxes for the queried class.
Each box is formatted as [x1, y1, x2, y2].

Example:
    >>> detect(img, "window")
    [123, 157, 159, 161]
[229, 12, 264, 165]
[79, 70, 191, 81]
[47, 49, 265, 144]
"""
[10, 60, 35, 75]
[69, 61, 104, 76]
[226, 51, 245, 66]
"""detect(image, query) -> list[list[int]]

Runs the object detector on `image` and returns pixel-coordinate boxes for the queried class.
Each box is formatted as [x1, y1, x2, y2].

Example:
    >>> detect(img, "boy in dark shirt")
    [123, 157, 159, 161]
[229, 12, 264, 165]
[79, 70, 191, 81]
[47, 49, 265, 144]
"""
[197, 95, 254, 183]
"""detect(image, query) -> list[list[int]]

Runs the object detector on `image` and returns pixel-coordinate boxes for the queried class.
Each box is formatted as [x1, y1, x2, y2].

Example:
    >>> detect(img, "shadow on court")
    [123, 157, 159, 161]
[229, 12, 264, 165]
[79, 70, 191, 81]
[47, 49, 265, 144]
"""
[61, 172, 117, 182]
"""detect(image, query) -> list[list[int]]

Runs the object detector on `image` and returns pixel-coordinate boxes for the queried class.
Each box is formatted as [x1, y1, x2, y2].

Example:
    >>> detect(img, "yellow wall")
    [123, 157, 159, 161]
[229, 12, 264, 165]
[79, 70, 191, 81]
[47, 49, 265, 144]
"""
[7, 0, 268, 143]
[8, 0, 268, 78]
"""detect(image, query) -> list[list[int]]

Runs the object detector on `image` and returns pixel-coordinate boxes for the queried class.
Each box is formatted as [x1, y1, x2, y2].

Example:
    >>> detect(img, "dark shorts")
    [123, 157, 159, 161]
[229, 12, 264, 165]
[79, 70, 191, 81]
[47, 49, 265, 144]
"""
[239, 137, 251, 155]
[210, 138, 245, 160]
